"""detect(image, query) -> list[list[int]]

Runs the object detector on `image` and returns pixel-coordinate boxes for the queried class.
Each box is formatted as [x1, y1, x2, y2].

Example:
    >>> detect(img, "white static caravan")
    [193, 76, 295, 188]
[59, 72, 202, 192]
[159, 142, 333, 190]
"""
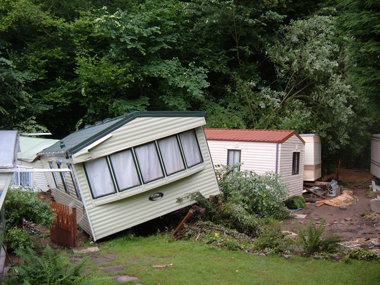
[204, 128, 305, 197]
[38, 111, 220, 241]
[11, 137, 59, 191]
[371, 134, 380, 179]
[299, 134, 322, 182]
[0, 131, 19, 210]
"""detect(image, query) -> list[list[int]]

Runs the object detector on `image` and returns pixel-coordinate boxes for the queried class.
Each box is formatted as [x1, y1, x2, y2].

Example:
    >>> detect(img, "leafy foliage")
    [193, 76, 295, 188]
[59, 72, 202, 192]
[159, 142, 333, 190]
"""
[345, 247, 380, 261]
[284, 195, 306, 210]
[216, 164, 290, 220]
[295, 218, 342, 255]
[5, 245, 97, 285]
[4, 188, 55, 250]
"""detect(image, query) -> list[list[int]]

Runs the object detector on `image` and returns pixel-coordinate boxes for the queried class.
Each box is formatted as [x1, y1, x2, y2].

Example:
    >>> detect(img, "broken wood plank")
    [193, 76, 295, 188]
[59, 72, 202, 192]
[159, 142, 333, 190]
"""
[316, 203, 325, 207]
[172, 209, 194, 236]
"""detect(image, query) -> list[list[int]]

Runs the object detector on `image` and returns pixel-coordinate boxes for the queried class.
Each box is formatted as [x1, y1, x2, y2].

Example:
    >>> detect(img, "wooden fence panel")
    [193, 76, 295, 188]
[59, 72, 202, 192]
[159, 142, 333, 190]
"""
[50, 202, 78, 247]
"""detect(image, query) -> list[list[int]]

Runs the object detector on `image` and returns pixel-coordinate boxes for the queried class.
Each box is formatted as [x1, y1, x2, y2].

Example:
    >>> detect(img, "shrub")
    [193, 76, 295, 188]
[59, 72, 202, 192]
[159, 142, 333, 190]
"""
[295, 218, 342, 255]
[345, 248, 380, 261]
[4, 226, 31, 250]
[216, 164, 290, 220]
[284, 195, 306, 210]
[254, 218, 289, 253]
[4, 188, 55, 251]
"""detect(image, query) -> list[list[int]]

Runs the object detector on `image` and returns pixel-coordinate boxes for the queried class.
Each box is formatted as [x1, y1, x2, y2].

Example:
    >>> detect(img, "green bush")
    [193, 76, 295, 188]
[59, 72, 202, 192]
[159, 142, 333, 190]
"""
[295, 218, 342, 255]
[345, 248, 380, 261]
[4, 226, 31, 250]
[216, 164, 290, 220]
[4, 188, 55, 251]
[254, 218, 289, 253]
[284, 195, 306, 210]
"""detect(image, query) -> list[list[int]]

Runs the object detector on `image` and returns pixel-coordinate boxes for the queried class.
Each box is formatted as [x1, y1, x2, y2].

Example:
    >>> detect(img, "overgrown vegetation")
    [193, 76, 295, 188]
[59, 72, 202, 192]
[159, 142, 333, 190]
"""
[178, 165, 346, 257]
[5, 245, 102, 285]
[284, 195, 306, 210]
[185, 165, 290, 240]
[4, 188, 55, 251]
[295, 219, 342, 255]
[215, 164, 290, 220]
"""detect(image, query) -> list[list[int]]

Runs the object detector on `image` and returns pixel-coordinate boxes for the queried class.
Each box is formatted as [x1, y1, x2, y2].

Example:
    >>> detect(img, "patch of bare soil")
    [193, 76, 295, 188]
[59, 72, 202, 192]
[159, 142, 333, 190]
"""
[282, 169, 379, 244]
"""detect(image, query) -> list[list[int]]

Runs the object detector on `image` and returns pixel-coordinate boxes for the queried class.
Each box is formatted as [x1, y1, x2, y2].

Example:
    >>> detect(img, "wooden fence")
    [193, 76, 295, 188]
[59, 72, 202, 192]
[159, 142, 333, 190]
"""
[50, 202, 78, 247]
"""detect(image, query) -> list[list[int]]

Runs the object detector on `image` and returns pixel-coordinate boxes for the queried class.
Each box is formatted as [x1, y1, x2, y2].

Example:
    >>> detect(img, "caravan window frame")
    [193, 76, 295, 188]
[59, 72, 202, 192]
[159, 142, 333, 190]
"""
[84, 129, 204, 200]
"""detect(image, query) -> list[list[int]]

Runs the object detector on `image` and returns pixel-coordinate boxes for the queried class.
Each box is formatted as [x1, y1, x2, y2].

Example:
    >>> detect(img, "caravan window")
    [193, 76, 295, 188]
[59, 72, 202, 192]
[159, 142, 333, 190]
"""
[109, 149, 141, 191]
[49, 162, 59, 188]
[292, 152, 300, 175]
[84, 128, 204, 199]
[11, 172, 32, 188]
[227, 150, 241, 171]
[179, 130, 203, 167]
[134, 142, 164, 183]
[84, 157, 116, 198]
[57, 162, 69, 194]
[67, 163, 81, 200]
[158, 136, 185, 175]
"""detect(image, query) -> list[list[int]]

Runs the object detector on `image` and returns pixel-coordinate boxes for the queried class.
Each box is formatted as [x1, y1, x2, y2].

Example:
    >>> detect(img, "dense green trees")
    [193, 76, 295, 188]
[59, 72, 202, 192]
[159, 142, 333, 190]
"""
[0, 0, 378, 170]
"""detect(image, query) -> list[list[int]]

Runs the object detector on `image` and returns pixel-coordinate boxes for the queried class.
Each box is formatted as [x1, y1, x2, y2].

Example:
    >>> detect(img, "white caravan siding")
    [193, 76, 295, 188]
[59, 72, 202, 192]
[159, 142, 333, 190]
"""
[300, 134, 322, 181]
[73, 127, 219, 240]
[371, 135, 380, 179]
[278, 135, 304, 196]
[206, 140, 277, 174]
[16, 160, 50, 191]
[0, 173, 12, 193]
[40, 157, 92, 237]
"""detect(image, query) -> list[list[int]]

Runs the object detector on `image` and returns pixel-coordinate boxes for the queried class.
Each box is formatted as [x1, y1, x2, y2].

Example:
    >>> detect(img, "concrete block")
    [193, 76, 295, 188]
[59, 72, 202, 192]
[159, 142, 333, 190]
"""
[370, 198, 380, 213]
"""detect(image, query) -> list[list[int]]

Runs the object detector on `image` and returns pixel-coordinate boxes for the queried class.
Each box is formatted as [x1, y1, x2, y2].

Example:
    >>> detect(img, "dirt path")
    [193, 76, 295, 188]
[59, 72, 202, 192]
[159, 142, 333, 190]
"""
[282, 169, 380, 242]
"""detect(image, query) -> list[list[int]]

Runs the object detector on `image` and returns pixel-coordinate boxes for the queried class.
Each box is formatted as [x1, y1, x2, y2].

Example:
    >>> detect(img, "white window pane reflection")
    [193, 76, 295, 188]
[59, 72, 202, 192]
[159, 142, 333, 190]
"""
[158, 136, 185, 175]
[179, 131, 202, 167]
[84, 158, 115, 198]
[135, 143, 163, 183]
[110, 149, 140, 190]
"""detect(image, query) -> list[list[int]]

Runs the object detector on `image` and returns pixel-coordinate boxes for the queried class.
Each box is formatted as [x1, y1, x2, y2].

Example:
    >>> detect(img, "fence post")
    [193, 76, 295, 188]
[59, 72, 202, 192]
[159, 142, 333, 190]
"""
[72, 207, 78, 247]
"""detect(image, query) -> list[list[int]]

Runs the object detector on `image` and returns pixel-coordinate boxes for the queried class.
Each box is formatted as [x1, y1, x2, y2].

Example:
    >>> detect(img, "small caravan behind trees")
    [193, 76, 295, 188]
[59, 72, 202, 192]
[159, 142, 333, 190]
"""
[38, 111, 220, 241]
[204, 128, 305, 197]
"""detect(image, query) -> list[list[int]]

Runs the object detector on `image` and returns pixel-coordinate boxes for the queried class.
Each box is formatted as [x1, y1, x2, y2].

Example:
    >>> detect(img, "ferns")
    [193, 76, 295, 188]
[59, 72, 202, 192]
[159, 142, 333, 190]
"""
[295, 219, 342, 255]
[5, 245, 91, 285]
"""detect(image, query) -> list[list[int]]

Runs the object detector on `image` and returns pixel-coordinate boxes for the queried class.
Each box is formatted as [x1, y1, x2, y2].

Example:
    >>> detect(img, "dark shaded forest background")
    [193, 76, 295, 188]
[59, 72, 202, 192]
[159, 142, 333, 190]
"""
[1, 0, 379, 173]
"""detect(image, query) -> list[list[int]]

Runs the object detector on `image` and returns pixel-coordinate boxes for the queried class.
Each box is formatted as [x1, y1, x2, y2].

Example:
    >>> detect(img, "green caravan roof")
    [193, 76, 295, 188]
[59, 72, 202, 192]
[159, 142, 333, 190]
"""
[39, 111, 206, 157]
[18, 137, 59, 162]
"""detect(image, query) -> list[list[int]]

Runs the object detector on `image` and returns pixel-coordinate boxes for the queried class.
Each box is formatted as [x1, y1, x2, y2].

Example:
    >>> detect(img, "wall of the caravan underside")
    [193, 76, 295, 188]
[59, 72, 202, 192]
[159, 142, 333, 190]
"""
[17, 160, 50, 191]
[73, 117, 206, 163]
[371, 136, 380, 179]
[206, 140, 277, 174]
[278, 135, 305, 197]
[40, 156, 92, 237]
[74, 127, 220, 241]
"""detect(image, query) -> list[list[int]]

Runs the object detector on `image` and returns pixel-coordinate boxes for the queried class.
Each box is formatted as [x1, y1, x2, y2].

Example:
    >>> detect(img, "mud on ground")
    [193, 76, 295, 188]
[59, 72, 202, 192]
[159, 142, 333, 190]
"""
[282, 169, 380, 247]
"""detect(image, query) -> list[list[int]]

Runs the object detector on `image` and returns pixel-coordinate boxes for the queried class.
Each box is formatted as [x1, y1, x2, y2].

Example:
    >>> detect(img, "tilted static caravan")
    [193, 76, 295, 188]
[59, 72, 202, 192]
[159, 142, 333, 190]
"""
[11, 136, 59, 191]
[204, 128, 305, 197]
[38, 111, 220, 241]
[371, 134, 380, 179]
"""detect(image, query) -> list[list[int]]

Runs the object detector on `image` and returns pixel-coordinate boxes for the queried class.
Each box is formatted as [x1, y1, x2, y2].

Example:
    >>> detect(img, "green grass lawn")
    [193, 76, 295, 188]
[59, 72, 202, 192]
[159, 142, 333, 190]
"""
[76, 234, 380, 285]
